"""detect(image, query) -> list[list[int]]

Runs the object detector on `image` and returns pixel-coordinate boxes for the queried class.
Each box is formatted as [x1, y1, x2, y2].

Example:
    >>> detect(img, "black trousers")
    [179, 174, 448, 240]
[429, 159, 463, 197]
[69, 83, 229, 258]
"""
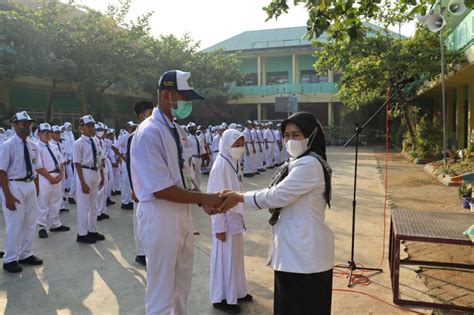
[274, 269, 333, 315]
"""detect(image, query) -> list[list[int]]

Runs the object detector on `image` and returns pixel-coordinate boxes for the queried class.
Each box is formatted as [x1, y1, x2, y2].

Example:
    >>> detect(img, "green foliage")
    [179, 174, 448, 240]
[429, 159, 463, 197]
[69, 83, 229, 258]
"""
[408, 115, 443, 159]
[459, 181, 472, 198]
[0, 0, 242, 116]
[264, 0, 474, 42]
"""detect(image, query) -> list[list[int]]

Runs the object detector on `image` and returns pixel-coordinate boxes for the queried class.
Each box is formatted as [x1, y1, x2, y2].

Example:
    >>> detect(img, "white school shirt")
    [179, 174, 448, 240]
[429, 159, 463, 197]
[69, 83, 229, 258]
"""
[188, 134, 205, 158]
[37, 140, 65, 173]
[131, 107, 191, 202]
[264, 128, 276, 143]
[73, 135, 100, 168]
[113, 132, 130, 155]
[243, 155, 334, 274]
[211, 134, 220, 153]
[51, 139, 66, 162]
[0, 134, 43, 179]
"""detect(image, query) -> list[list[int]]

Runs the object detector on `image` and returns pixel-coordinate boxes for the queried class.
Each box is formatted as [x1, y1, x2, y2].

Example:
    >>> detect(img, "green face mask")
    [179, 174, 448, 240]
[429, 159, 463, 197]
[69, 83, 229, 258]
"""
[171, 100, 193, 120]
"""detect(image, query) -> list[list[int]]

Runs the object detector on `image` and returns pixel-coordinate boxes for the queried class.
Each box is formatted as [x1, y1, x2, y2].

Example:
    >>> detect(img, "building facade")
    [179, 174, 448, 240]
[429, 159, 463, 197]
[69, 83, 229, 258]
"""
[203, 26, 342, 126]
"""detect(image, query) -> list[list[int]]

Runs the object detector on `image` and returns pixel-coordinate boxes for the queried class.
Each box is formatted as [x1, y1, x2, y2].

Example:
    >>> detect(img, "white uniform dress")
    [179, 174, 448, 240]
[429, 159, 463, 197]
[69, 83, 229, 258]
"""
[73, 135, 101, 236]
[96, 137, 108, 215]
[131, 108, 194, 315]
[37, 140, 65, 229]
[0, 134, 42, 264]
[114, 132, 132, 204]
[208, 129, 248, 305]
[63, 127, 76, 198]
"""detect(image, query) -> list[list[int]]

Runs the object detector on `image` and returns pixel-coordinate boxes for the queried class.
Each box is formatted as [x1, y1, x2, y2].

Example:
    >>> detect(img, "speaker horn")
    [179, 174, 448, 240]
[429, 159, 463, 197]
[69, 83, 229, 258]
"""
[447, 0, 467, 16]
[416, 13, 430, 25]
[427, 13, 446, 32]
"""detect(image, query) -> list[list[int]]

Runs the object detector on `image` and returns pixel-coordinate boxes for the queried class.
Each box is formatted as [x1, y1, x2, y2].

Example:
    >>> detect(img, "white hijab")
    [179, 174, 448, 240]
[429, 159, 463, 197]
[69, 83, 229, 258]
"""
[63, 122, 75, 142]
[207, 129, 244, 214]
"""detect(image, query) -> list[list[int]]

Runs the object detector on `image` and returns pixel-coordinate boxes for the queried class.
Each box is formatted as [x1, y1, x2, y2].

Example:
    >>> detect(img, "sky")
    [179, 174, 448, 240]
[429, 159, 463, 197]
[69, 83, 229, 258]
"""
[67, 0, 416, 50]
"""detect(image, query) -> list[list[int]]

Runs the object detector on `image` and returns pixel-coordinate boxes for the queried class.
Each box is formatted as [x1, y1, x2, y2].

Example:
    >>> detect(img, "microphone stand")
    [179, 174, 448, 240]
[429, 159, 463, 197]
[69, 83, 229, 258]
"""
[340, 82, 407, 287]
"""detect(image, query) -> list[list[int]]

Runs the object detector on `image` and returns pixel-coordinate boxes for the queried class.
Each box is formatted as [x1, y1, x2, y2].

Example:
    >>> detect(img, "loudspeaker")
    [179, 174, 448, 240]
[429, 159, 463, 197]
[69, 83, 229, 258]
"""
[427, 13, 446, 32]
[416, 13, 430, 25]
[447, 0, 467, 16]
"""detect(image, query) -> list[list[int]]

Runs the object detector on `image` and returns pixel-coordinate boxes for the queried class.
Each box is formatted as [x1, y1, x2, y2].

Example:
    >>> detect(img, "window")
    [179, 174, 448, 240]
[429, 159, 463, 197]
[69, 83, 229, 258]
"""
[242, 73, 257, 86]
[267, 71, 289, 85]
[300, 70, 319, 83]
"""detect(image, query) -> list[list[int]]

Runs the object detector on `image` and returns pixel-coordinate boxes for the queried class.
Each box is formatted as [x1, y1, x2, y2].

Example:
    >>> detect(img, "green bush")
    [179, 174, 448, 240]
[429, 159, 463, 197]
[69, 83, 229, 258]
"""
[408, 115, 443, 159]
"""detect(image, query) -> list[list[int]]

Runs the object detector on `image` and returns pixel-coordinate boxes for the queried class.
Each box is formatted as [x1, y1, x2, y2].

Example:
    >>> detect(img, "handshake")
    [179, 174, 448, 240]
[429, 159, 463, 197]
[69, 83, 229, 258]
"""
[200, 190, 244, 215]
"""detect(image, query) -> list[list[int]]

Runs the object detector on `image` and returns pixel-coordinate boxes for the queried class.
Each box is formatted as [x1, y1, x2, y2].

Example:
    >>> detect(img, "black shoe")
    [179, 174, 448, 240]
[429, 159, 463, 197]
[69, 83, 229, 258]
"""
[121, 203, 133, 210]
[255, 172, 261, 175]
[106, 198, 116, 206]
[60, 208, 70, 213]
[63, 197, 66, 201]
[88, 232, 105, 241]
[50, 225, 70, 232]
[65, 188, 70, 192]
[258, 169, 266, 172]
[116, 190, 121, 195]
[0, 251, 4, 258]
[111, 191, 117, 196]
[243, 173, 254, 178]
[38, 229, 48, 239]
[213, 301, 241, 313]
[76, 234, 96, 244]
[97, 213, 110, 221]
[68, 197, 76, 205]
[238, 294, 253, 302]
[18, 255, 43, 265]
[135, 255, 146, 266]
[267, 166, 275, 169]
[3, 261, 22, 273]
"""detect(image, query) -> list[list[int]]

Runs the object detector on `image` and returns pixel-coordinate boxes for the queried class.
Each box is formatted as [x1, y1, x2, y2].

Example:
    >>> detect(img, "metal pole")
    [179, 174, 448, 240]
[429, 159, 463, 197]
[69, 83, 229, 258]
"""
[440, 29, 447, 166]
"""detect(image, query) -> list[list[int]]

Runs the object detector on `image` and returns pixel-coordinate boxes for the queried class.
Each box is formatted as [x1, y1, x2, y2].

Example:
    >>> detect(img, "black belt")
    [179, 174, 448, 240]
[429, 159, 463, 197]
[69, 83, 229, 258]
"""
[9, 177, 35, 182]
[192, 155, 202, 158]
[48, 169, 60, 174]
[81, 165, 98, 171]
[267, 141, 275, 143]
[213, 151, 218, 153]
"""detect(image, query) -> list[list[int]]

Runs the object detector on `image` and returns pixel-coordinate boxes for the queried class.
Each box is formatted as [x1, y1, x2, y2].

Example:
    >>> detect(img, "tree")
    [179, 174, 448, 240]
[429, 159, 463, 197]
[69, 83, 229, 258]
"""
[264, 0, 474, 42]
[313, 27, 466, 142]
[0, 1, 76, 121]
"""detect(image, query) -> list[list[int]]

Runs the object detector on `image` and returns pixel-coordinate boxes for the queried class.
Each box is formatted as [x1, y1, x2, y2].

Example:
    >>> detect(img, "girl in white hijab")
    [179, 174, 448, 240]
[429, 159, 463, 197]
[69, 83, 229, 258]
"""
[207, 129, 252, 313]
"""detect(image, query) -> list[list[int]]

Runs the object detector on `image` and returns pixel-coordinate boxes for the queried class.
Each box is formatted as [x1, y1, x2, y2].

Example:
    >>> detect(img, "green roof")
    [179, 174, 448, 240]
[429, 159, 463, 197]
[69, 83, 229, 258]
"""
[202, 26, 318, 53]
[202, 23, 405, 53]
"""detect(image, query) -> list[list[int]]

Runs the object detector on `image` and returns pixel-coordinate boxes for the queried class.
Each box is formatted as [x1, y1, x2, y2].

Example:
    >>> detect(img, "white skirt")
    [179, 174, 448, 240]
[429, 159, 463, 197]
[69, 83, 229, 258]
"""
[209, 233, 247, 304]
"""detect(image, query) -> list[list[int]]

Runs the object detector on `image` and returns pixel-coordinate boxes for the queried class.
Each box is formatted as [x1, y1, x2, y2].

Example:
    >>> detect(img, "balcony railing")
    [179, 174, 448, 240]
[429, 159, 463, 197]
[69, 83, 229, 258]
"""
[446, 11, 474, 52]
[230, 82, 338, 96]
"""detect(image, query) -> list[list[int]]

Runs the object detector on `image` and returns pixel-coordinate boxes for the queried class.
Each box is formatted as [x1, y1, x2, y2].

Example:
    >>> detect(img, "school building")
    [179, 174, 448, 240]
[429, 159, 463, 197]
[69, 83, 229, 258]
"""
[415, 10, 474, 149]
[202, 26, 342, 126]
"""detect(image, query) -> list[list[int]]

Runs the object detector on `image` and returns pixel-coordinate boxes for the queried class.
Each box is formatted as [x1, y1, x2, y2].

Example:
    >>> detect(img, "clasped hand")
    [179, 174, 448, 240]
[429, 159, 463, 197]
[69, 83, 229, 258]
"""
[200, 190, 244, 215]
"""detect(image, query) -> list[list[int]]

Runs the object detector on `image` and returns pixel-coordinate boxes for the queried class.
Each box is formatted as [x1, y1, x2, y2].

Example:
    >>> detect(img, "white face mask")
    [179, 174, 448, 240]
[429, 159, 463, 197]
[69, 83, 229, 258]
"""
[285, 127, 318, 158]
[229, 147, 245, 160]
[286, 138, 310, 158]
[96, 131, 104, 138]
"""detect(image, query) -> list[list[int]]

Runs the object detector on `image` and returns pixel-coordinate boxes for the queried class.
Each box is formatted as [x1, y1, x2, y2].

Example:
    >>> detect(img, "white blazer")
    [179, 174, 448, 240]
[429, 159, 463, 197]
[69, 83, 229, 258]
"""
[244, 155, 334, 274]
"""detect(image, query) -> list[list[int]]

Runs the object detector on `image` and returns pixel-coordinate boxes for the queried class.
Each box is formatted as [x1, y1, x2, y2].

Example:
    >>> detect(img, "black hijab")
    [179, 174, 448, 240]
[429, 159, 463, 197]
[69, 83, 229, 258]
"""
[281, 111, 327, 161]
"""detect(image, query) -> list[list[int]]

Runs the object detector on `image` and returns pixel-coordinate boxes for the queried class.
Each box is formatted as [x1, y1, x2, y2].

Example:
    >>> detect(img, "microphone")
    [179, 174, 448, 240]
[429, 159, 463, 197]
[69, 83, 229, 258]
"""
[393, 77, 415, 86]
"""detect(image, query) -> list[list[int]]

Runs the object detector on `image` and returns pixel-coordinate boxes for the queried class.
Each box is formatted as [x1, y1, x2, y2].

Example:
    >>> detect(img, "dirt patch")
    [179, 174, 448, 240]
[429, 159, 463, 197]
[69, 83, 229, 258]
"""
[374, 149, 473, 311]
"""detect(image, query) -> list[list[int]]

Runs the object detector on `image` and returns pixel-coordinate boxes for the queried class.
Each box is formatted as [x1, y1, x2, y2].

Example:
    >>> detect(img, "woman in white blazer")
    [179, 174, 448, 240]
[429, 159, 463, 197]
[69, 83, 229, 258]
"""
[221, 111, 334, 315]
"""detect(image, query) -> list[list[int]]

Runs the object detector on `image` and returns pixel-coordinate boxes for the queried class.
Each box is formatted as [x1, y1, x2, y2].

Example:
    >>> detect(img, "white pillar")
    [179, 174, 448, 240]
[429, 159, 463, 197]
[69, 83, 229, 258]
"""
[257, 56, 262, 86]
[292, 54, 297, 84]
[328, 69, 334, 83]
[262, 57, 267, 86]
[258, 103, 262, 121]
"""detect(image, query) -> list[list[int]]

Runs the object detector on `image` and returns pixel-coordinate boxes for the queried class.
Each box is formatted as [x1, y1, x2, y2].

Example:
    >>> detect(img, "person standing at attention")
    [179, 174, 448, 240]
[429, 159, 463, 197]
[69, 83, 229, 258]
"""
[0, 111, 44, 273]
[73, 115, 105, 244]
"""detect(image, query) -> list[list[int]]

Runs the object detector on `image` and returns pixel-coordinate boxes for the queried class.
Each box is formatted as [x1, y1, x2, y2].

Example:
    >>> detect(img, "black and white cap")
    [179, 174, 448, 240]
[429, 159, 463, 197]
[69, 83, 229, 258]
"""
[52, 125, 62, 133]
[158, 70, 204, 100]
[10, 111, 35, 123]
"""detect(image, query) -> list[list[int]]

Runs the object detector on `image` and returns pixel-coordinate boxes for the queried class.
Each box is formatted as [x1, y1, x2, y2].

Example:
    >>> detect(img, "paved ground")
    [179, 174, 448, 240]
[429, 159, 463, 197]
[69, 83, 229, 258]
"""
[373, 150, 474, 312]
[0, 147, 437, 314]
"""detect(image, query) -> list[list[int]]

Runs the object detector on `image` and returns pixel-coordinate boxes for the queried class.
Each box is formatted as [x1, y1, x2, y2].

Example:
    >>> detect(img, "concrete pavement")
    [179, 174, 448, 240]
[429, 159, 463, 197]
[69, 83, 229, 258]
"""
[0, 147, 432, 314]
